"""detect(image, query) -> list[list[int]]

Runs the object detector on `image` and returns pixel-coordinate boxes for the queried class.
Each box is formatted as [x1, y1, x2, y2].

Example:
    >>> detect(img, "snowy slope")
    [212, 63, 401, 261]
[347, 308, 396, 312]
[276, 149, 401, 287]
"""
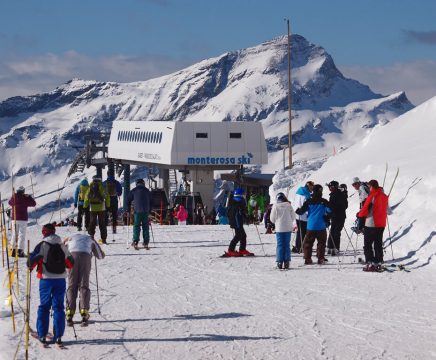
[0, 35, 413, 222]
[273, 96, 436, 269]
[1, 225, 435, 360]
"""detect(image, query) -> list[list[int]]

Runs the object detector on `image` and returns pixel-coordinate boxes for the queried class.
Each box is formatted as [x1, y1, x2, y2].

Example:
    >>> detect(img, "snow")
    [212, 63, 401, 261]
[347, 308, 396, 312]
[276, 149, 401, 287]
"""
[1, 224, 436, 360]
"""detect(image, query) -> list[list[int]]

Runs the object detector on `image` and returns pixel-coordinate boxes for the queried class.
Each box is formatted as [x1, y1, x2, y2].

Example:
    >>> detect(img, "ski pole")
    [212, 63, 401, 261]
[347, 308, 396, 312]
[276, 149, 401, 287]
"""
[254, 223, 266, 256]
[95, 256, 101, 315]
[25, 240, 30, 360]
[386, 217, 394, 260]
[126, 211, 130, 249]
[150, 220, 155, 244]
[64, 296, 77, 340]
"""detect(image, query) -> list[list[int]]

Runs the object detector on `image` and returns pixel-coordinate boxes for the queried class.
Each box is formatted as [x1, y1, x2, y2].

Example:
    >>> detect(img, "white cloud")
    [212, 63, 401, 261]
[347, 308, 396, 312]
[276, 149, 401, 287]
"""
[0, 51, 191, 101]
[339, 60, 436, 106]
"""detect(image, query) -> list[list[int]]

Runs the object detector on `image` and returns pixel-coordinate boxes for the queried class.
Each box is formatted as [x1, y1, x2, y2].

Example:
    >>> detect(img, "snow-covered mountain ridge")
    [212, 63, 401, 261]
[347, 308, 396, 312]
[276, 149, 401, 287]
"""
[0, 34, 413, 219]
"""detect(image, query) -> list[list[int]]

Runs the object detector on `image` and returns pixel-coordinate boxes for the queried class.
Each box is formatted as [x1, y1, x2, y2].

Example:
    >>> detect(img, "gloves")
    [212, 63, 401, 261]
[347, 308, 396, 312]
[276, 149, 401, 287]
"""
[74, 204, 77, 208]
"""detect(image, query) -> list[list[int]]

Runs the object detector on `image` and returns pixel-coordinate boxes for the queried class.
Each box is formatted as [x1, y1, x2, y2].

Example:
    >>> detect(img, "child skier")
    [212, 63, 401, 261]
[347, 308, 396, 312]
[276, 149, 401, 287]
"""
[64, 233, 105, 326]
[27, 223, 74, 347]
[270, 192, 296, 269]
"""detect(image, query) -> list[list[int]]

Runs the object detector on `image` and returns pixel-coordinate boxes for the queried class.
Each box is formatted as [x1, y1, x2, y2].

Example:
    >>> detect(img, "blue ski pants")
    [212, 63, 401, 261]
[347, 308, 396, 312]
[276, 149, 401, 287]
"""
[276, 232, 292, 262]
[37, 278, 66, 339]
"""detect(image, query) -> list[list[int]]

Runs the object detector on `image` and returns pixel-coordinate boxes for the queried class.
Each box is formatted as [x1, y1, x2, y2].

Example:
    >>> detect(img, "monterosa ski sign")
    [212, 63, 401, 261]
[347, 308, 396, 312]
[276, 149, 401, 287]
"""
[187, 153, 253, 165]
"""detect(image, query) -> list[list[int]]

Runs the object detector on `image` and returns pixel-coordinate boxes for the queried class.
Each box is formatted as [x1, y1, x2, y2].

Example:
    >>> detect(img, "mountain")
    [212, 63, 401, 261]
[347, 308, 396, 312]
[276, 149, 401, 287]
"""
[0, 34, 414, 219]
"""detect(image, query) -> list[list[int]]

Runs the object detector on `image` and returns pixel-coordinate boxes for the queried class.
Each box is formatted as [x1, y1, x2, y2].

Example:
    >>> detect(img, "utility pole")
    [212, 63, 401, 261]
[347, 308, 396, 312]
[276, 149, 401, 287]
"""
[285, 18, 292, 169]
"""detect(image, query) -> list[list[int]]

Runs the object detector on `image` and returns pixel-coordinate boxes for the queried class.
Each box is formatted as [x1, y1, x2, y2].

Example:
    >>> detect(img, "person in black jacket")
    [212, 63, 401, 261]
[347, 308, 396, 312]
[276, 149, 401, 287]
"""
[127, 179, 153, 249]
[222, 188, 253, 257]
[326, 180, 348, 255]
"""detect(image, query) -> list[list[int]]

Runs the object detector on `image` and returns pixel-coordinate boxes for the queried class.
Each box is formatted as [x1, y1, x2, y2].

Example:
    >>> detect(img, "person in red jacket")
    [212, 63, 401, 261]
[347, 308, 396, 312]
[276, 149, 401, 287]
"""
[8, 186, 36, 257]
[357, 179, 389, 272]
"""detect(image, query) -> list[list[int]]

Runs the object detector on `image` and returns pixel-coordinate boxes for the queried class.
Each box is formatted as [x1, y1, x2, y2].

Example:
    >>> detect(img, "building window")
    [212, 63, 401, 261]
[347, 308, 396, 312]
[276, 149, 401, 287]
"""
[229, 132, 242, 139]
[196, 133, 208, 138]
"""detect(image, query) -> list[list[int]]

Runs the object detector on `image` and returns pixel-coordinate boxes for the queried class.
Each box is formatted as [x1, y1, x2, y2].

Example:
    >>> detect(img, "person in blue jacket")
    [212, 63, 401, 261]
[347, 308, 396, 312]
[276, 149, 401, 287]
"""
[127, 179, 153, 249]
[296, 184, 332, 265]
[74, 178, 90, 231]
[103, 175, 123, 234]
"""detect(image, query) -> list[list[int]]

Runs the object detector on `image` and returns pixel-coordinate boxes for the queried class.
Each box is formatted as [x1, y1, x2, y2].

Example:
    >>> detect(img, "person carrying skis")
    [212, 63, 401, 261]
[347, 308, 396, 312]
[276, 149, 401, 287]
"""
[27, 223, 74, 347]
[175, 204, 188, 225]
[8, 186, 36, 257]
[84, 176, 110, 244]
[222, 188, 253, 257]
[74, 178, 90, 231]
[270, 192, 296, 269]
[326, 180, 348, 255]
[351, 177, 370, 234]
[103, 175, 122, 234]
[127, 178, 153, 249]
[64, 233, 105, 326]
[291, 181, 314, 253]
[357, 179, 389, 272]
[296, 184, 332, 265]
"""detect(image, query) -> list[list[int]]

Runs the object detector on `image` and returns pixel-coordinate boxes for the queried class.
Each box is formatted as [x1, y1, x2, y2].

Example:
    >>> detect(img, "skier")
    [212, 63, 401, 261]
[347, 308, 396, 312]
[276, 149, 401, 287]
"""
[27, 223, 74, 347]
[194, 203, 205, 225]
[175, 204, 188, 225]
[84, 176, 110, 244]
[103, 175, 122, 234]
[222, 188, 253, 257]
[74, 178, 90, 231]
[247, 191, 265, 224]
[291, 181, 314, 253]
[64, 233, 105, 326]
[326, 180, 348, 255]
[357, 179, 389, 272]
[296, 184, 332, 265]
[8, 186, 36, 257]
[270, 192, 296, 269]
[127, 179, 153, 249]
[351, 177, 370, 234]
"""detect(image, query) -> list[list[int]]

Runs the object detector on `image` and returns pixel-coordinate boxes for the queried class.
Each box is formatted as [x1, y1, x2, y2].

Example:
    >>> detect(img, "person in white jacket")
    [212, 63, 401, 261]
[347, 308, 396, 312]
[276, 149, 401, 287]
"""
[64, 233, 105, 326]
[270, 192, 296, 269]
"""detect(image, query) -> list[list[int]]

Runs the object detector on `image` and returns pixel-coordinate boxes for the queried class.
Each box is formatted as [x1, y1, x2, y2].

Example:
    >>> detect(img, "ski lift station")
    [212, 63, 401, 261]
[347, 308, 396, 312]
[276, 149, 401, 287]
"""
[107, 121, 268, 211]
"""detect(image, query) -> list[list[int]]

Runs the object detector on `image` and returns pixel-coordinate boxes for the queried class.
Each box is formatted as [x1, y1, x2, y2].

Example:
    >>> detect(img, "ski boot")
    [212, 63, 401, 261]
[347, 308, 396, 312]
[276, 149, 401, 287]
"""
[221, 251, 242, 257]
[277, 262, 283, 269]
[283, 261, 290, 269]
[238, 249, 254, 257]
[80, 309, 90, 327]
[66, 309, 75, 327]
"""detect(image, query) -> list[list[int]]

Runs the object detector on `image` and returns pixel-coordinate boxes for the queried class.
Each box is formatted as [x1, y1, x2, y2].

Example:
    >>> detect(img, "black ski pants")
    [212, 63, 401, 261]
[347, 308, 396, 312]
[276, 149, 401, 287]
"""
[77, 205, 90, 230]
[229, 226, 247, 252]
[106, 197, 119, 230]
[363, 226, 385, 264]
[88, 211, 107, 241]
[328, 217, 346, 251]
[295, 220, 307, 251]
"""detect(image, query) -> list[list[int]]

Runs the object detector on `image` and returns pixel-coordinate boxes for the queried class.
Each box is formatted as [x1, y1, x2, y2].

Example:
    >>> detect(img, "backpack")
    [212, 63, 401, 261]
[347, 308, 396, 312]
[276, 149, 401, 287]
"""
[106, 180, 117, 197]
[78, 185, 88, 201]
[88, 182, 104, 204]
[362, 182, 370, 195]
[44, 243, 66, 274]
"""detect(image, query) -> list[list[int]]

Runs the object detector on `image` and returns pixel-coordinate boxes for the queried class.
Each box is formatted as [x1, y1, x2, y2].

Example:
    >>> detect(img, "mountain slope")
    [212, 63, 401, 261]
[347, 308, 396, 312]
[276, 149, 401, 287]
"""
[0, 34, 414, 219]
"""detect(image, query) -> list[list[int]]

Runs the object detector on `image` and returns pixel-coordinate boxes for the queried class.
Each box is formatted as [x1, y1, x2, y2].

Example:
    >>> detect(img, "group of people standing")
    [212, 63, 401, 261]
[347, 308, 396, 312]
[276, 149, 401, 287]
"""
[221, 177, 389, 272]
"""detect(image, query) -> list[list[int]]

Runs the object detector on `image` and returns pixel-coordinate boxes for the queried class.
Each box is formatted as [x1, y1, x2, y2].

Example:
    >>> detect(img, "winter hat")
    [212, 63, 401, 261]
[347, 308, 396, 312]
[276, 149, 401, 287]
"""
[276, 192, 287, 203]
[16, 186, 25, 193]
[42, 223, 56, 237]
[368, 179, 379, 189]
[326, 180, 339, 188]
[312, 184, 323, 197]
[352, 177, 360, 185]
[136, 178, 145, 185]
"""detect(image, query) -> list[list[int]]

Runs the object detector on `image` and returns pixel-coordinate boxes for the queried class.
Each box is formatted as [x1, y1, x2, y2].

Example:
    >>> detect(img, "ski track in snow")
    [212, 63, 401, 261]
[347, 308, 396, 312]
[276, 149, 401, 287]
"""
[1, 225, 436, 360]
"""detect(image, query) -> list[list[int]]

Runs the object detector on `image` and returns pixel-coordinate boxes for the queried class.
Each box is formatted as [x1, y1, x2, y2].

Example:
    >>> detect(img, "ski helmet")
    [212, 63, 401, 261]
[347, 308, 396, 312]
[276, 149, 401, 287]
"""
[276, 192, 287, 203]
[233, 188, 245, 196]
[326, 180, 339, 188]
[136, 178, 145, 185]
[16, 186, 25, 193]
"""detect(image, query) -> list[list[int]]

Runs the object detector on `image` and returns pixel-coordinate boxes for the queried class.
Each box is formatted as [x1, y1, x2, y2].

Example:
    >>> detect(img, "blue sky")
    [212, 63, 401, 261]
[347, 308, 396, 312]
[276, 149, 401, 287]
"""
[1, 0, 436, 104]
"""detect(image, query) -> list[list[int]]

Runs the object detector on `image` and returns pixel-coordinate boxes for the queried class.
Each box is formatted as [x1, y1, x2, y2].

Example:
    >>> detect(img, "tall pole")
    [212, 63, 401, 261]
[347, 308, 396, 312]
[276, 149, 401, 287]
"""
[286, 18, 293, 169]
